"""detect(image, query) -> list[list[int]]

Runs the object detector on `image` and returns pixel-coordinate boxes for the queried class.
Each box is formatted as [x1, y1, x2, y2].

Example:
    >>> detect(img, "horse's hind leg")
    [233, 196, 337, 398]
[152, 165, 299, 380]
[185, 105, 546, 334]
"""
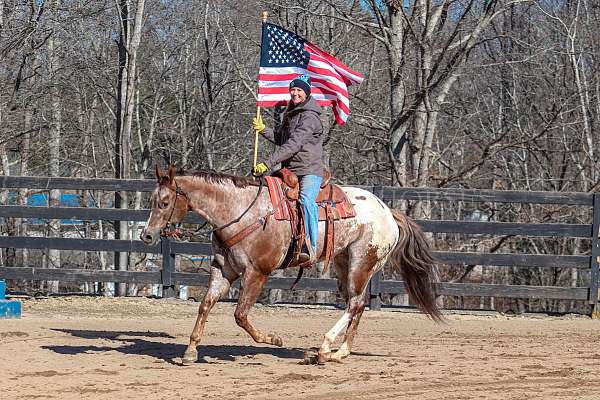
[317, 253, 379, 364]
[333, 263, 388, 361]
[234, 267, 283, 347]
[315, 254, 353, 360]
[182, 257, 236, 365]
[330, 292, 368, 361]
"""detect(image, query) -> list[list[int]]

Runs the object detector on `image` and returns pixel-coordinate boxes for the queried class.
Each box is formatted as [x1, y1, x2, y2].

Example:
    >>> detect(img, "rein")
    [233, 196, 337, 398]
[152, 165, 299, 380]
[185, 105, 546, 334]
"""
[211, 177, 265, 233]
[162, 177, 265, 241]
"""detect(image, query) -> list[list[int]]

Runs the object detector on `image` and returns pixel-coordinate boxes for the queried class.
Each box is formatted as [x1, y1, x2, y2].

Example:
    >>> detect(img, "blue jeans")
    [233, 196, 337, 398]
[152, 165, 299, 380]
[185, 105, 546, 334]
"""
[299, 175, 322, 252]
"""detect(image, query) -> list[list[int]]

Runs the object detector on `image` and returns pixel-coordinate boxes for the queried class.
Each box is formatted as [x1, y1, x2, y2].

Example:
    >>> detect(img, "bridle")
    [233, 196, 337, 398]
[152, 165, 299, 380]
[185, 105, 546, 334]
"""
[162, 184, 186, 230]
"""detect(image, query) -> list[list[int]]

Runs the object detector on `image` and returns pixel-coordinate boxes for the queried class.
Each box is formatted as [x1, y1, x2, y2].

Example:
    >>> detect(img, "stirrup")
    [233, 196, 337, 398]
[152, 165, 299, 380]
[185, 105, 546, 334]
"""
[298, 252, 311, 263]
[298, 239, 316, 265]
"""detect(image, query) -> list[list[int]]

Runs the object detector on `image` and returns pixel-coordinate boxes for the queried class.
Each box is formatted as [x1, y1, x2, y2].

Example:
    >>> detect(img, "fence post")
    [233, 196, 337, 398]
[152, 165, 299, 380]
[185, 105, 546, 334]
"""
[161, 237, 176, 298]
[368, 185, 385, 311]
[369, 270, 382, 310]
[590, 194, 600, 318]
[367, 185, 385, 311]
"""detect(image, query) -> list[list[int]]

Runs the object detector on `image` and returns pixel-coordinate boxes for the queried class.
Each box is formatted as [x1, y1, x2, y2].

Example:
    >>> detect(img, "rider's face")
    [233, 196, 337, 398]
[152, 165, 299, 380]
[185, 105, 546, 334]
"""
[289, 87, 307, 105]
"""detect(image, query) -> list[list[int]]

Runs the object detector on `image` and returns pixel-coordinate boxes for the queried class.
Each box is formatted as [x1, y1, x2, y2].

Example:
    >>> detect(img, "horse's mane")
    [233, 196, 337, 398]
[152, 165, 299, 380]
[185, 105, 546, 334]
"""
[177, 169, 260, 188]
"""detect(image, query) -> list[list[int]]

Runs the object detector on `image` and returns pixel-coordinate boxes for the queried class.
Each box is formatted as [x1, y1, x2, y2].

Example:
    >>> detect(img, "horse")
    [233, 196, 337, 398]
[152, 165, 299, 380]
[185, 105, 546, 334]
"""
[140, 164, 442, 365]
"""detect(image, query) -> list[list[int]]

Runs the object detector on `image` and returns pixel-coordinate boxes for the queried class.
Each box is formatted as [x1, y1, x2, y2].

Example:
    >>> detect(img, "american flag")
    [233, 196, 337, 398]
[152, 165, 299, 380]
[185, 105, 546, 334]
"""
[257, 23, 364, 125]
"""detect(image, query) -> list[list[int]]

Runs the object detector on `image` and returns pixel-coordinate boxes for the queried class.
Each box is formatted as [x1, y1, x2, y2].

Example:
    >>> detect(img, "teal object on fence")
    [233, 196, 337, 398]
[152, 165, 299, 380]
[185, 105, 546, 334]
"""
[0, 280, 22, 319]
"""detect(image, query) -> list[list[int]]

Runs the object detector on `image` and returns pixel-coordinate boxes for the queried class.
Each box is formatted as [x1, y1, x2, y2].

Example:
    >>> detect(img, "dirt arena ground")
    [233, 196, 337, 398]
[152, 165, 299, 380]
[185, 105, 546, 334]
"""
[1, 297, 599, 400]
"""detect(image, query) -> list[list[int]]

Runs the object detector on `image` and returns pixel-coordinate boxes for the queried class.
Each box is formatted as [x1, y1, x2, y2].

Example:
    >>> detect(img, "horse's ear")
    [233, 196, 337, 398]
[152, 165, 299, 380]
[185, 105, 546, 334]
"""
[167, 164, 175, 184]
[155, 163, 163, 181]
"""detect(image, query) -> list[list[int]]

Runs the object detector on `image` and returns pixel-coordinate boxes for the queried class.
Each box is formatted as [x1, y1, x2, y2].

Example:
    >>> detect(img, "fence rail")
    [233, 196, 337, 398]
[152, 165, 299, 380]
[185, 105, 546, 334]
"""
[1, 175, 598, 314]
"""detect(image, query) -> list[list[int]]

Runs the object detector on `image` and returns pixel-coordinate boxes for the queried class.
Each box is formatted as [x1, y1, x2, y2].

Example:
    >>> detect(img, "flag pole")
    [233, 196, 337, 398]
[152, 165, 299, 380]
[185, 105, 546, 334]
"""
[253, 11, 269, 169]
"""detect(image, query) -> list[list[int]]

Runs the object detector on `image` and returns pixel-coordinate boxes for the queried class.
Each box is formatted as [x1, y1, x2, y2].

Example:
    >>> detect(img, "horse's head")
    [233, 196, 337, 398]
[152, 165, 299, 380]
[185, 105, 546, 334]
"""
[140, 164, 189, 246]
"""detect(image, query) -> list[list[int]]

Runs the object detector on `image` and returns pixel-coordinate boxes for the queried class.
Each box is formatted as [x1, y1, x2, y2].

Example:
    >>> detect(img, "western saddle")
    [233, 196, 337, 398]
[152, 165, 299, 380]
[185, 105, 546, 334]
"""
[272, 168, 355, 272]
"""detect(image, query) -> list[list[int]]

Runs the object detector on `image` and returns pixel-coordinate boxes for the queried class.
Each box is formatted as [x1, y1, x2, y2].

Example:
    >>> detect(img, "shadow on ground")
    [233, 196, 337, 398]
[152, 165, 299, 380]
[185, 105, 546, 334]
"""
[42, 328, 306, 365]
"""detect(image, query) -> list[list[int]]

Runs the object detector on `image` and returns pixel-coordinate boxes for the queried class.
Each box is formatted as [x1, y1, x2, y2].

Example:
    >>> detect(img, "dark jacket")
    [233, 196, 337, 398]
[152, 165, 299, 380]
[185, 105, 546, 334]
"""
[262, 96, 324, 177]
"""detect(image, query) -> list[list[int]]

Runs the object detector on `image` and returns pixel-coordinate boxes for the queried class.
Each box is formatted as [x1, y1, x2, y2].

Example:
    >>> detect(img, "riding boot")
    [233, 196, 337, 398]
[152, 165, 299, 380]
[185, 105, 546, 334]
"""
[298, 237, 316, 265]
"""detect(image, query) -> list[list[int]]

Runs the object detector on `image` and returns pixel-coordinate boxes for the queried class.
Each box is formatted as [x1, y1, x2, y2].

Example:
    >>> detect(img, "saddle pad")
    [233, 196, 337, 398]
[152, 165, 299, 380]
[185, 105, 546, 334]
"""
[265, 176, 291, 220]
[317, 196, 356, 220]
[265, 176, 356, 221]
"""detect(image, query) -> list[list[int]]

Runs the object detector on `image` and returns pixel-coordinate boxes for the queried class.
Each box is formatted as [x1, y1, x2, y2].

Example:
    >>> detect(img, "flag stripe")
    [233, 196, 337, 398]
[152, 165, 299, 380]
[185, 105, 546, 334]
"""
[260, 78, 349, 98]
[258, 97, 349, 124]
[258, 84, 349, 111]
[258, 84, 347, 99]
[305, 43, 364, 84]
[260, 65, 348, 93]
[258, 86, 350, 114]
[257, 87, 350, 126]
[306, 47, 364, 84]
[257, 91, 345, 105]
[307, 57, 353, 86]
[306, 64, 349, 89]
[259, 68, 350, 113]
[307, 54, 353, 86]
[259, 66, 307, 76]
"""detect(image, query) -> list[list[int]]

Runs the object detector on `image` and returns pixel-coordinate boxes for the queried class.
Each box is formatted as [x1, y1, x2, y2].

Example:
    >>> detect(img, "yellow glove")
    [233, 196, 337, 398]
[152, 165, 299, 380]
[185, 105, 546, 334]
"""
[252, 114, 265, 133]
[253, 162, 269, 176]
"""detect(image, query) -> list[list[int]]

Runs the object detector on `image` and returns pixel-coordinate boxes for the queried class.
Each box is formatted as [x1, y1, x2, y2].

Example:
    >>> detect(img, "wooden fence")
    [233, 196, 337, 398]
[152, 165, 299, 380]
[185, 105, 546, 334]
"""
[0, 175, 598, 314]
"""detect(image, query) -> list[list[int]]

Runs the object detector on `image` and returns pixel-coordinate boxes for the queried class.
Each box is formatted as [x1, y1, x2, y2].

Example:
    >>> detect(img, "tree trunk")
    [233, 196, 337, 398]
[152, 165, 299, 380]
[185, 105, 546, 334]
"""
[114, 0, 146, 296]
[47, 0, 61, 293]
[19, 111, 32, 269]
[387, 9, 408, 187]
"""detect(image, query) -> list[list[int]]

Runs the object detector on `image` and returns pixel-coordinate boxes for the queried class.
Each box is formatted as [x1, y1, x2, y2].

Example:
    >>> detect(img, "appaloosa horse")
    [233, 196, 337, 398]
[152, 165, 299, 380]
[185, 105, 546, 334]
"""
[140, 165, 441, 365]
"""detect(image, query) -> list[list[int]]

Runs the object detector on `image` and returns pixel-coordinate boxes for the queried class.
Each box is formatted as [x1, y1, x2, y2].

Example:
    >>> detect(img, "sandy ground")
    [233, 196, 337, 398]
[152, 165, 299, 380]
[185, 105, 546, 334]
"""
[1, 297, 600, 400]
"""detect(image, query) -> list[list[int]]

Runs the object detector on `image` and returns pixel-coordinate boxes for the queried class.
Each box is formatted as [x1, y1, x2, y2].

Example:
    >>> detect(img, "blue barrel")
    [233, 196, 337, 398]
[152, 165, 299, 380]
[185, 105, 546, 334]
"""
[0, 280, 22, 318]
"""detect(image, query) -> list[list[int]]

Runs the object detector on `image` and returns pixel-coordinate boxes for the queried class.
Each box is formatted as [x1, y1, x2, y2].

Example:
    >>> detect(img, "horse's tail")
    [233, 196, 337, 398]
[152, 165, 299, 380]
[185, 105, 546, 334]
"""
[389, 209, 443, 322]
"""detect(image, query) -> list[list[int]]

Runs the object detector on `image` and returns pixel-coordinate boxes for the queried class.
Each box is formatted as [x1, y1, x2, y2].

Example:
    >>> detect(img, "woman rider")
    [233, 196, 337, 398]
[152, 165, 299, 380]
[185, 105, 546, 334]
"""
[252, 74, 323, 263]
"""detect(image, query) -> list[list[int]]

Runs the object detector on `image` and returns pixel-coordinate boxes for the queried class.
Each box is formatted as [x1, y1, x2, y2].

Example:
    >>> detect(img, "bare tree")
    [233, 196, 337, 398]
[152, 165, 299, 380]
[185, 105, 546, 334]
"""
[114, 0, 146, 296]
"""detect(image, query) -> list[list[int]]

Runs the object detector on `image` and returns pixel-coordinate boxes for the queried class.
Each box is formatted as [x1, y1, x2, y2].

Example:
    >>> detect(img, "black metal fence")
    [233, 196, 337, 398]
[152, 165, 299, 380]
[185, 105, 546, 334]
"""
[0, 175, 598, 314]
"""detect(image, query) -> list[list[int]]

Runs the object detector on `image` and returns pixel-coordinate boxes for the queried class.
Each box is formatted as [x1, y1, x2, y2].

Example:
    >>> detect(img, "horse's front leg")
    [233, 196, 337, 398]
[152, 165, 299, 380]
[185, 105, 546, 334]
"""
[182, 258, 236, 365]
[234, 267, 283, 347]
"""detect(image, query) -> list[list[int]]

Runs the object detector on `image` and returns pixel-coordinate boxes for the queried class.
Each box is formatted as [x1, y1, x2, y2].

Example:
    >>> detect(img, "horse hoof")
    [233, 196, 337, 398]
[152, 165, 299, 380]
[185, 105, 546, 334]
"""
[267, 334, 283, 347]
[317, 352, 331, 365]
[300, 351, 319, 365]
[181, 350, 198, 366]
